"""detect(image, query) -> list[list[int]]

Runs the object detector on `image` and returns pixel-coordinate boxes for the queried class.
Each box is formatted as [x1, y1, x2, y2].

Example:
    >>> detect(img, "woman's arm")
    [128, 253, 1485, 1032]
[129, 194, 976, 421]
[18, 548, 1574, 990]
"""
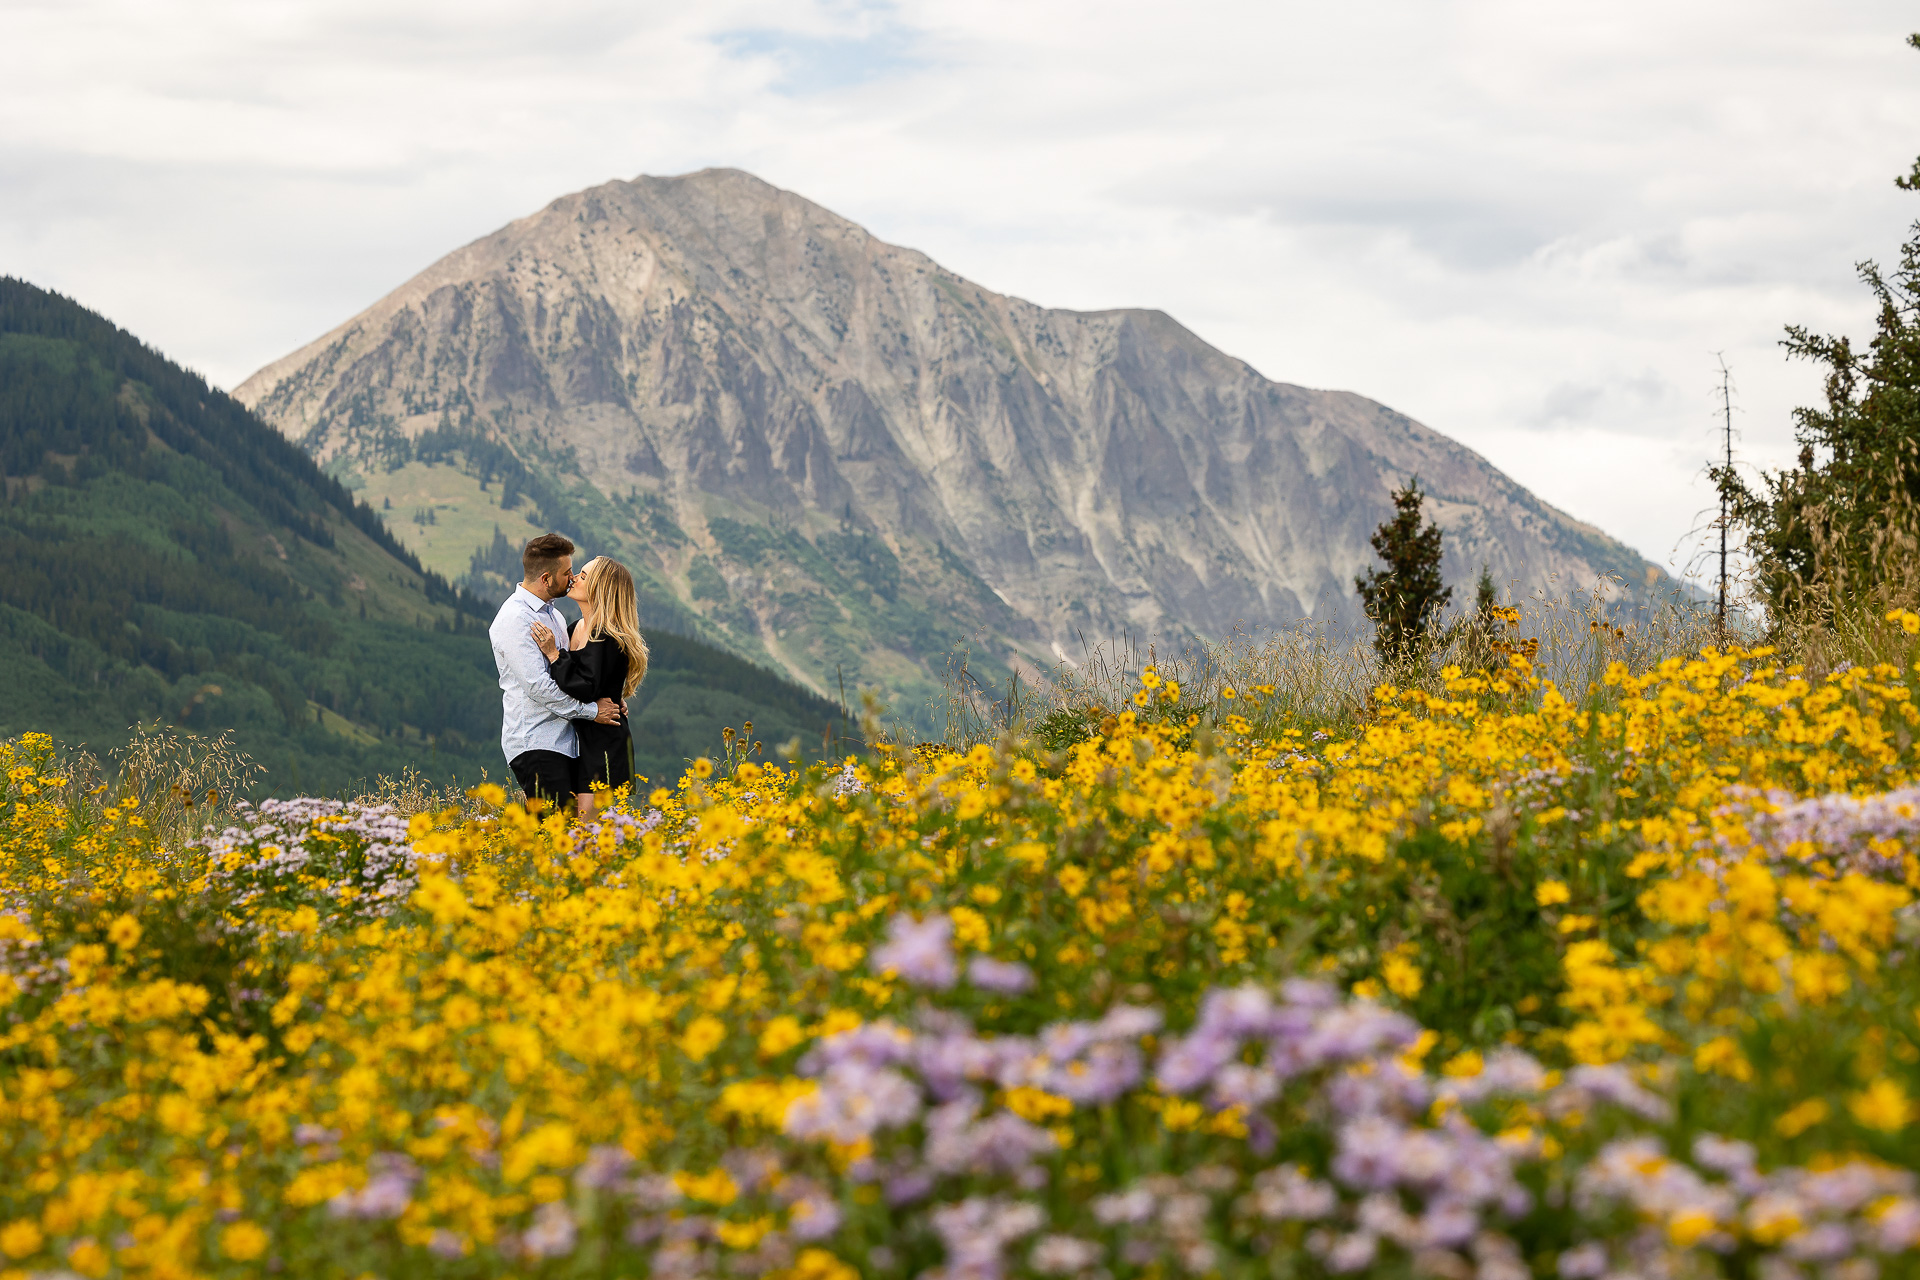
[574, 640, 629, 717]
[546, 640, 598, 703]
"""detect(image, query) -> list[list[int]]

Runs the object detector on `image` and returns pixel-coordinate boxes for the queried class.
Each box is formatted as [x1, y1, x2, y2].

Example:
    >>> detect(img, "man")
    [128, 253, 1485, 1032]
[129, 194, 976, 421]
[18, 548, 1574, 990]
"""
[489, 532, 622, 809]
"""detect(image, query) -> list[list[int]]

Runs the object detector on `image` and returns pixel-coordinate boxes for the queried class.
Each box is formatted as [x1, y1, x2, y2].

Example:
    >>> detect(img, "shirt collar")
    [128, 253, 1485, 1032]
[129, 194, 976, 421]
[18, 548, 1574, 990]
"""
[513, 584, 555, 613]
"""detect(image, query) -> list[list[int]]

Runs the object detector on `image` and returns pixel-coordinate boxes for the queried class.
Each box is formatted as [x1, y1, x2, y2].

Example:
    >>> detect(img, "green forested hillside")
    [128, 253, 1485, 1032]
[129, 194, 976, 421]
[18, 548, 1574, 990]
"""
[0, 278, 843, 794]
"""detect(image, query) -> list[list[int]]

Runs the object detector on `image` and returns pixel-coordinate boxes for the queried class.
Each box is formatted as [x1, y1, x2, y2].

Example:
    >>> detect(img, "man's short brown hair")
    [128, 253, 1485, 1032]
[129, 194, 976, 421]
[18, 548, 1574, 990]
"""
[522, 532, 575, 580]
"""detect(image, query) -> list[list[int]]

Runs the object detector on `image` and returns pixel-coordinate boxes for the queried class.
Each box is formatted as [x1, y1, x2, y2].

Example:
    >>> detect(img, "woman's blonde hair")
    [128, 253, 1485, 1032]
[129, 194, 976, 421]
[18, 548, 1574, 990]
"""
[582, 557, 650, 698]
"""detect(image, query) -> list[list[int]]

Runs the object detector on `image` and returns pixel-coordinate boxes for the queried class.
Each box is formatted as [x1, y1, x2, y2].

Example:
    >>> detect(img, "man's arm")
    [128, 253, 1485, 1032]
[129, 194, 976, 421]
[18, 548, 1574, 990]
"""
[498, 612, 597, 720]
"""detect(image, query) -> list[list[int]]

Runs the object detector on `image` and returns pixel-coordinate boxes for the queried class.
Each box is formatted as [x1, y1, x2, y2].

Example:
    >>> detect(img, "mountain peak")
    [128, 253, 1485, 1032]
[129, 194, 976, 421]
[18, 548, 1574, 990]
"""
[237, 169, 1667, 720]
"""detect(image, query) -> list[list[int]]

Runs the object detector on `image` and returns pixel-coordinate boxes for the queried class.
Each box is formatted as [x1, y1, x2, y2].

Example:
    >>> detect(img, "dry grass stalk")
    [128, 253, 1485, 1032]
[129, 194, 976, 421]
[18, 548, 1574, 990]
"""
[930, 578, 1733, 749]
[350, 766, 495, 821]
[110, 723, 266, 840]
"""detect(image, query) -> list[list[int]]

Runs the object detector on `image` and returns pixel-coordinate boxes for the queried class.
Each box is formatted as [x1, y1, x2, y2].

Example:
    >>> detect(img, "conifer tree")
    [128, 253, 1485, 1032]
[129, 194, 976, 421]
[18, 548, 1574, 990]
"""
[1458, 563, 1501, 672]
[1719, 226, 1920, 615]
[1355, 478, 1453, 662]
[1721, 31, 1920, 617]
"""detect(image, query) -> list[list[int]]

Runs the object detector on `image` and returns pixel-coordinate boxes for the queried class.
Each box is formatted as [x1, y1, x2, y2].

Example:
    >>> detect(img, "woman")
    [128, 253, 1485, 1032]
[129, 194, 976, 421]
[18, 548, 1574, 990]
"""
[529, 556, 649, 817]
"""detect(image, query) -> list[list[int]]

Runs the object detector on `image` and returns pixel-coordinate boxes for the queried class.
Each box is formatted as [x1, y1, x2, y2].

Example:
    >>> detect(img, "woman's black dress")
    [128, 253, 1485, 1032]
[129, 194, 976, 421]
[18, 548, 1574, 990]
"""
[549, 635, 633, 793]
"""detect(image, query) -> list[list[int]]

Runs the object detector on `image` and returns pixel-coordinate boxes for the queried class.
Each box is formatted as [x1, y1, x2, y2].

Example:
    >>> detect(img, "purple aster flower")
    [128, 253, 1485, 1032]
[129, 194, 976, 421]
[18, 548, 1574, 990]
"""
[1326, 1060, 1432, 1117]
[627, 1174, 682, 1210]
[1197, 985, 1276, 1037]
[1331, 1116, 1403, 1191]
[783, 1062, 922, 1143]
[1154, 1028, 1238, 1094]
[871, 913, 958, 989]
[786, 1193, 843, 1241]
[1247, 1167, 1338, 1221]
[1323, 1231, 1378, 1273]
[1472, 1232, 1530, 1280]
[1691, 1135, 1759, 1191]
[1046, 1042, 1143, 1105]
[1036, 1023, 1096, 1066]
[914, 1031, 1016, 1102]
[1481, 1047, 1548, 1092]
[1174, 1238, 1219, 1274]
[803, 1019, 915, 1072]
[1261, 1003, 1321, 1044]
[1415, 1199, 1480, 1249]
[1441, 1048, 1546, 1105]
[576, 1145, 634, 1191]
[1356, 1193, 1415, 1244]
[1870, 1197, 1920, 1251]
[649, 1237, 712, 1280]
[925, 1102, 1058, 1177]
[1093, 1005, 1164, 1040]
[1556, 1242, 1608, 1279]
[1301, 1005, 1421, 1067]
[1437, 1137, 1515, 1206]
[1262, 1034, 1319, 1080]
[1209, 1063, 1279, 1111]
[328, 1153, 418, 1220]
[1246, 1112, 1278, 1157]
[520, 1202, 577, 1259]
[722, 1148, 783, 1195]
[929, 1197, 1046, 1280]
[1030, 1235, 1103, 1275]
[969, 956, 1035, 994]
[1782, 1222, 1854, 1264]
[886, 1168, 937, 1207]
[1549, 1065, 1671, 1122]
[1389, 1129, 1453, 1188]
[1092, 1188, 1157, 1225]
[1799, 1162, 1906, 1215]
[1280, 978, 1340, 1009]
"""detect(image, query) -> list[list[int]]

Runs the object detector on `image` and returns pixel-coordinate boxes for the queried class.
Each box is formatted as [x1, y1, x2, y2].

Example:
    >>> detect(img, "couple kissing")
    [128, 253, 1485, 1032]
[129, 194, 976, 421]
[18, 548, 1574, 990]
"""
[487, 532, 650, 817]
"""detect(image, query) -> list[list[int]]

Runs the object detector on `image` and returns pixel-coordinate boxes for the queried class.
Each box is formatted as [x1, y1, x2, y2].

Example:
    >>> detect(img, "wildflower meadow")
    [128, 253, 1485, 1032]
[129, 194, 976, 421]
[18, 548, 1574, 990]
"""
[5, 610, 1920, 1280]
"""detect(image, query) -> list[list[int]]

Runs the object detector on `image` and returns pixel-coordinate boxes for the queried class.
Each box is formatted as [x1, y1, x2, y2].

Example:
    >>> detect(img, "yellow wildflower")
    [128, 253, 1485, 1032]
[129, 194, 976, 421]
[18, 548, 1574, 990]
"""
[1382, 951, 1424, 1000]
[105, 914, 140, 950]
[0, 1221, 41, 1260]
[221, 1222, 270, 1261]
[682, 1015, 728, 1062]
[1849, 1078, 1914, 1133]
[1775, 1098, 1830, 1138]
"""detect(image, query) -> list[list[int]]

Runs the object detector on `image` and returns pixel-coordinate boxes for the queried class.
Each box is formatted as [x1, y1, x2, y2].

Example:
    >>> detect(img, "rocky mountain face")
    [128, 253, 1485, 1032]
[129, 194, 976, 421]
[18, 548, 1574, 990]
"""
[237, 168, 1667, 719]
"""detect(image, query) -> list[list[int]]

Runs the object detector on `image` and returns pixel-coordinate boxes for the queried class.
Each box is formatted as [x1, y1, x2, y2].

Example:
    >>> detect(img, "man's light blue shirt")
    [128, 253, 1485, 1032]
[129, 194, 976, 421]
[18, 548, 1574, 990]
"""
[490, 585, 594, 762]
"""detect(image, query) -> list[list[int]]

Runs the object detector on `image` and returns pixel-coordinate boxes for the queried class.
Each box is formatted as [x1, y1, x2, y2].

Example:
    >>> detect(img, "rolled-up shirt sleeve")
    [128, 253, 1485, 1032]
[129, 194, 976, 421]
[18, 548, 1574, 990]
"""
[503, 613, 596, 720]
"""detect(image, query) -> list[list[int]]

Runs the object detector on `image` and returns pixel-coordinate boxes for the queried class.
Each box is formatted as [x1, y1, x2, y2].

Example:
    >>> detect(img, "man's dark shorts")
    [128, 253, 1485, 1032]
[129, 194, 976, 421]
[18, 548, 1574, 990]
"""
[510, 750, 575, 810]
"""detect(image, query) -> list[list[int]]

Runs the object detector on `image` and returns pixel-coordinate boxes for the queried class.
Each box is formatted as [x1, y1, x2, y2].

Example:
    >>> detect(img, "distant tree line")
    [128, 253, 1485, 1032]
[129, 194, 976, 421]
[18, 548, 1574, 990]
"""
[0, 278, 489, 618]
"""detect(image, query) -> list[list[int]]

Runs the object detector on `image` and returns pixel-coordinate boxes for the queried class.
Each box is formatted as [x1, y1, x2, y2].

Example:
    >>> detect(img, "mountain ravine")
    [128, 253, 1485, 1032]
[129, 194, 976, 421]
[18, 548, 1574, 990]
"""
[236, 167, 1671, 722]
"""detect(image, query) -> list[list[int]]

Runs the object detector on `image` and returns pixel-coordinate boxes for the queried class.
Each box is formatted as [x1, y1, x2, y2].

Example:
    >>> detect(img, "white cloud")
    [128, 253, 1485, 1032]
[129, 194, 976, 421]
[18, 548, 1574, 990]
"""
[4, 0, 1917, 576]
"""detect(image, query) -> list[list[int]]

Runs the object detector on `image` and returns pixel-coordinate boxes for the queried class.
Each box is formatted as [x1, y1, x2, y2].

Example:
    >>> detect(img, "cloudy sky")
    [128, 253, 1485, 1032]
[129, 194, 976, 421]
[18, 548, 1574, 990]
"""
[6, 0, 1919, 577]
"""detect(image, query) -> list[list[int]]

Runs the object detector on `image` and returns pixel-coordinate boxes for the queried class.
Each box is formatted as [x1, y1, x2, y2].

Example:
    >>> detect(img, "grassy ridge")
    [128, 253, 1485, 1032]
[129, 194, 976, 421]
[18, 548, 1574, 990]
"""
[0, 279, 844, 793]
